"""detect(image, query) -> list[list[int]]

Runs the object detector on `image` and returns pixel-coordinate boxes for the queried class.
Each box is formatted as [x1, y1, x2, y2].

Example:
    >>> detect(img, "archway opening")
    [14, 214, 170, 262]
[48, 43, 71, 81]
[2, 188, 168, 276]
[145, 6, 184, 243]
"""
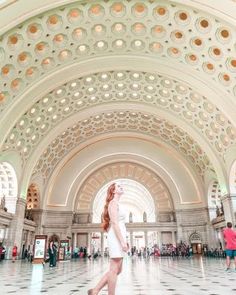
[208, 180, 222, 220]
[92, 178, 156, 223]
[0, 161, 18, 213]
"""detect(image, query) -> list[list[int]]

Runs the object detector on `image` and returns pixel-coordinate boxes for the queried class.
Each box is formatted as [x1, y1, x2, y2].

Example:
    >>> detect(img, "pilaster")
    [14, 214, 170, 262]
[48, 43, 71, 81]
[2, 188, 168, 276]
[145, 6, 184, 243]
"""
[7, 197, 26, 258]
[221, 194, 236, 225]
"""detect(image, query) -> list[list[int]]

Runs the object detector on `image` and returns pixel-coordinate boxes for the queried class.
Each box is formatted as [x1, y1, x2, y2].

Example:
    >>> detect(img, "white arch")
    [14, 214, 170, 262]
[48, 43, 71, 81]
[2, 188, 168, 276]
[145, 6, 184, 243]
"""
[1, 56, 235, 145]
[18, 102, 227, 201]
[42, 137, 205, 211]
[93, 179, 156, 223]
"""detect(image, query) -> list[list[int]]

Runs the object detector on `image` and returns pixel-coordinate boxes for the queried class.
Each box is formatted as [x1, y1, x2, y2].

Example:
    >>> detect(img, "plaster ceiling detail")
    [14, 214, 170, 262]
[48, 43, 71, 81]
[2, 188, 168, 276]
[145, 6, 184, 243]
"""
[3, 71, 236, 165]
[32, 110, 212, 180]
[1, 0, 236, 111]
[0, 161, 17, 199]
[73, 162, 173, 212]
[26, 183, 40, 209]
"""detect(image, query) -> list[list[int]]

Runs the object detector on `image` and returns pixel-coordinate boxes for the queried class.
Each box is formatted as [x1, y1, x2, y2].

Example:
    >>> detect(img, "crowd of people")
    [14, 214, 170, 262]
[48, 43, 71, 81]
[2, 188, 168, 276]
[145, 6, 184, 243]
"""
[0, 223, 235, 275]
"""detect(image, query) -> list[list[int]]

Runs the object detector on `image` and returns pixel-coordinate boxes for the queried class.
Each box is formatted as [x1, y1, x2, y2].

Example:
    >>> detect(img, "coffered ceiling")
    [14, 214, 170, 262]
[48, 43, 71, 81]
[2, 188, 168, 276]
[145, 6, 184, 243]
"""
[1, 0, 236, 203]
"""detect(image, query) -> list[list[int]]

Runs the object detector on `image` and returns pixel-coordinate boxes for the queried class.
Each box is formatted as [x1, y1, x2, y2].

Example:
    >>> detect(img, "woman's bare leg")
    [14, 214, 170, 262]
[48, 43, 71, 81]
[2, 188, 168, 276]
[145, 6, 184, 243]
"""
[91, 258, 123, 295]
[107, 258, 122, 295]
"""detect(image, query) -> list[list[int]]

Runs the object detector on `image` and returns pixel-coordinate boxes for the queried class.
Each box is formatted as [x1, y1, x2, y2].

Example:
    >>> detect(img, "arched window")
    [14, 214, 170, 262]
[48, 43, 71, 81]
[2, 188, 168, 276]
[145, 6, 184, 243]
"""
[27, 183, 40, 209]
[208, 180, 222, 220]
[0, 162, 18, 213]
[93, 179, 156, 223]
[229, 160, 236, 195]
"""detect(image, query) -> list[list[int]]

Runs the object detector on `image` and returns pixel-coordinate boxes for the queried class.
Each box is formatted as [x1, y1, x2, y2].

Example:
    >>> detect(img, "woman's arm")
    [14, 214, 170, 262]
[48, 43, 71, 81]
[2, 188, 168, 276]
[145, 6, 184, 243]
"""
[109, 201, 127, 250]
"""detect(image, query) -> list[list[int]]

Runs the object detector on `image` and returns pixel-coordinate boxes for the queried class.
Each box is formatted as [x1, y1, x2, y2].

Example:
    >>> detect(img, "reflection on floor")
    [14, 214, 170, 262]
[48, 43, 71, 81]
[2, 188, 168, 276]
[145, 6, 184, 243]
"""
[0, 256, 236, 295]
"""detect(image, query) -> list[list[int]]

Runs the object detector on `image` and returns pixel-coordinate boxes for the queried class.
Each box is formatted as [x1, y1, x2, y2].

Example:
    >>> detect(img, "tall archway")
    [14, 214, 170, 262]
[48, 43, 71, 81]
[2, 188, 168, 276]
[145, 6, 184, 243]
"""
[74, 161, 174, 223]
[0, 162, 17, 213]
[93, 178, 156, 223]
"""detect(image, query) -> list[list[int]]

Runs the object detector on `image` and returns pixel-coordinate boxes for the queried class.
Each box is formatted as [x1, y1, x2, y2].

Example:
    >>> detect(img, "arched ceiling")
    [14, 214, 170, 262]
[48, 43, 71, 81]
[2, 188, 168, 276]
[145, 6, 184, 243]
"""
[3, 71, 235, 163]
[32, 109, 212, 179]
[74, 162, 173, 212]
[43, 137, 204, 210]
[1, 0, 236, 107]
[1, 0, 236, 200]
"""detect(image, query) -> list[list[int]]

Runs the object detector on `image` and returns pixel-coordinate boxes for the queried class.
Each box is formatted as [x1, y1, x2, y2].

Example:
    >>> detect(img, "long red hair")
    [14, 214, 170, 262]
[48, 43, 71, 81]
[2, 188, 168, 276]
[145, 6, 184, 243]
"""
[102, 183, 116, 232]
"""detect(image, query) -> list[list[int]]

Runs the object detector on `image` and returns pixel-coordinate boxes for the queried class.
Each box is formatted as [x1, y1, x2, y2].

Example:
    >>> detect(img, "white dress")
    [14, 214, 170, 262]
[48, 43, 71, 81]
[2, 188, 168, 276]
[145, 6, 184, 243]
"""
[107, 204, 127, 258]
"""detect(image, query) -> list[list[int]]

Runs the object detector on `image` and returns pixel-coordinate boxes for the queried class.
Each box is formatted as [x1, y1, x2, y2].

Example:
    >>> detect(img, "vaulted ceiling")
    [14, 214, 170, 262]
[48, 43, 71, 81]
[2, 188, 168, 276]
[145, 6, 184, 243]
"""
[0, 0, 236, 209]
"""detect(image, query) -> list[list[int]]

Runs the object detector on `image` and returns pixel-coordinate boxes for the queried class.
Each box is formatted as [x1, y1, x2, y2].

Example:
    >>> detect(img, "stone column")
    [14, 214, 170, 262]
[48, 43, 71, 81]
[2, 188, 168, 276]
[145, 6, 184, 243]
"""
[221, 195, 235, 225]
[175, 210, 184, 242]
[219, 228, 225, 249]
[26, 230, 31, 249]
[206, 223, 218, 248]
[130, 231, 134, 248]
[144, 231, 148, 248]
[156, 231, 161, 249]
[31, 209, 44, 235]
[87, 232, 92, 254]
[7, 197, 26, 259]
[72, 233, 77, 249]
[101, 232, 104, 256]
[172, 231, 176, 245]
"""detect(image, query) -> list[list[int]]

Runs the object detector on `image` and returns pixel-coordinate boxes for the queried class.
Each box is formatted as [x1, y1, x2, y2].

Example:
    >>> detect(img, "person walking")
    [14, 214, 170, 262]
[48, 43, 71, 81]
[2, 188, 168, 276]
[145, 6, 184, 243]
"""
[88, 182, 128, 295]
[223, 221, 236, 271]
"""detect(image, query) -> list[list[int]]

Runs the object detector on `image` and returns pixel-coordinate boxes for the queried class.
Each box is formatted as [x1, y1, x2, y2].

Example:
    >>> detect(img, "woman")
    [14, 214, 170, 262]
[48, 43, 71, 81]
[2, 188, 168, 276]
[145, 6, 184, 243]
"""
[88, 183, 128, 295]
[12, 245, 17, 262]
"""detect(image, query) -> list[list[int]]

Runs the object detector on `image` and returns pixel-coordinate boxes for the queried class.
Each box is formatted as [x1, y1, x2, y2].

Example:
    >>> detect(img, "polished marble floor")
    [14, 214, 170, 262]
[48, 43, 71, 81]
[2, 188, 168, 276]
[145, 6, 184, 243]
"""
[0, 256, 236, 295]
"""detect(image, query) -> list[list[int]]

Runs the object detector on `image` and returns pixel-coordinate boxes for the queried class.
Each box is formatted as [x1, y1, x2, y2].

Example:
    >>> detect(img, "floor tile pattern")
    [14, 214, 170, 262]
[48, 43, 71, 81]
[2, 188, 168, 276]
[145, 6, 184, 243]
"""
[0, 256, 235, 295]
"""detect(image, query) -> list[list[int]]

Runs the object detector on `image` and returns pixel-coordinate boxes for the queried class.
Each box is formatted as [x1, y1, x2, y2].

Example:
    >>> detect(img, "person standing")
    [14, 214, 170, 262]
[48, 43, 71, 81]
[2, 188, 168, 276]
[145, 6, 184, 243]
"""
[48, 241, 54, 267]
[88, 183, 128, 295]
[12, 245, 17, 262]
[52, 242, 57, 267]
[223, 222, 236, 271]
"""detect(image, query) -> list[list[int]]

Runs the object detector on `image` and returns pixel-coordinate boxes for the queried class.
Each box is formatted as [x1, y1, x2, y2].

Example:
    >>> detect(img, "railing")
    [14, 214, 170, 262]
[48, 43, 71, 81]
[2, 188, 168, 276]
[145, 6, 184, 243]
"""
[211, 215, 225, 225]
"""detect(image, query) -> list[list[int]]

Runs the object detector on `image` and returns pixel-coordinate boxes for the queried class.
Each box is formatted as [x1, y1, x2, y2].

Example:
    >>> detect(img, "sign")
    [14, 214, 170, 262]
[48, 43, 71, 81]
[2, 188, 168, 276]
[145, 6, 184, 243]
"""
[34, 238, 45, 258]
[33, 235, 47, 264]
[58, 247, 65, 260]
[59, 240, 69, 260]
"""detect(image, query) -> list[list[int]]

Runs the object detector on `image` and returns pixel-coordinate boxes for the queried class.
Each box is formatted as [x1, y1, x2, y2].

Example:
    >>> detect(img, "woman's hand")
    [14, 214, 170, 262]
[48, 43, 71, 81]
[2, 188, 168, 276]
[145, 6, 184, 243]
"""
[121, 242, 128, 252]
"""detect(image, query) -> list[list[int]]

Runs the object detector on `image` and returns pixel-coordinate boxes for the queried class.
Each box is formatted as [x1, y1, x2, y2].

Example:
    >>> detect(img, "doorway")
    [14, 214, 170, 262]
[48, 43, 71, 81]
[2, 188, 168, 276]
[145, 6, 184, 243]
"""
[191, 243, 202, 254]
